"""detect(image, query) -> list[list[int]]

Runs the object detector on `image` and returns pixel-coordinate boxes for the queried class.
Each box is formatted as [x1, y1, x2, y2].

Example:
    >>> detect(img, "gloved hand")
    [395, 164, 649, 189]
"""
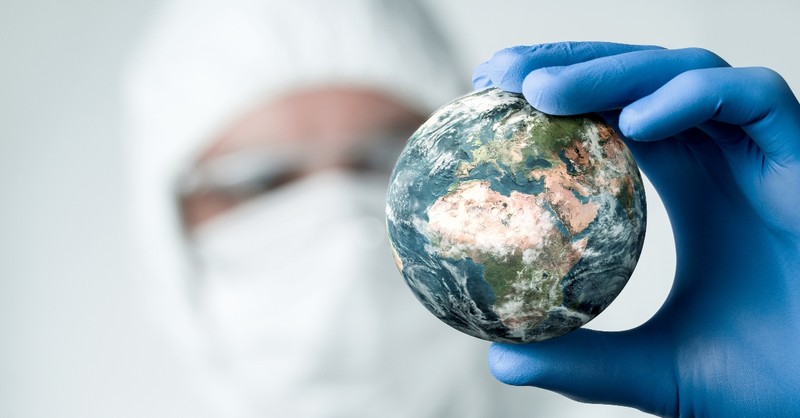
[472, 41, 800, 417]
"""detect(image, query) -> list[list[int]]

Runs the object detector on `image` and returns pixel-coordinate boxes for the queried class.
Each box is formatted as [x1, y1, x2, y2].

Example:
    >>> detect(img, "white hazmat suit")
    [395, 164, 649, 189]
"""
[123, 0, 534, 416]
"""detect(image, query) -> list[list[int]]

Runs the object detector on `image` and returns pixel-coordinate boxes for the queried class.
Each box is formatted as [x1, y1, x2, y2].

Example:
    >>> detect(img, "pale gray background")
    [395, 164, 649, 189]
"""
[2, 0, 799, 417]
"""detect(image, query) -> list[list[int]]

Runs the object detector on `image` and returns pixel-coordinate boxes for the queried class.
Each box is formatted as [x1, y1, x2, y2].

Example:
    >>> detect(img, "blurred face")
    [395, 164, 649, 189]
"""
[179, 87, 425, 229]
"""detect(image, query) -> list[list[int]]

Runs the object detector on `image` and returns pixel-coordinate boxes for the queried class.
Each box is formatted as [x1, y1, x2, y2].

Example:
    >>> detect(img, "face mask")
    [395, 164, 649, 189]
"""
[188, 169, 504, 417]
[191, 168, 387, 347]
[189, 170, 391, 414]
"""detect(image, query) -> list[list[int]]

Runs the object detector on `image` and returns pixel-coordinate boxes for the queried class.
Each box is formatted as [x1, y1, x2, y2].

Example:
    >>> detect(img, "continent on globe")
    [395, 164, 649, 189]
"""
[386, 87, 647, 343]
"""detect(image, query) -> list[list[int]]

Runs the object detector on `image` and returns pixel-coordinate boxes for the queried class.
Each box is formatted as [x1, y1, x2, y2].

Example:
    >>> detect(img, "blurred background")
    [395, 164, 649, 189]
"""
[2, 0, 800, 417]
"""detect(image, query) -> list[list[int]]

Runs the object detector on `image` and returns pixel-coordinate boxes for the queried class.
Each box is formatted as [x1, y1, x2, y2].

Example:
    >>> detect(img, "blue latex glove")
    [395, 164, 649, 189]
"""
[472, 42, 800, 417]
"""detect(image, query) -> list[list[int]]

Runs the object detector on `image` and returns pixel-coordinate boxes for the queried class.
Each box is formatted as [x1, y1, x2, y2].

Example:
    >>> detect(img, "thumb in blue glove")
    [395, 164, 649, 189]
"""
[473, 41, 800, 417]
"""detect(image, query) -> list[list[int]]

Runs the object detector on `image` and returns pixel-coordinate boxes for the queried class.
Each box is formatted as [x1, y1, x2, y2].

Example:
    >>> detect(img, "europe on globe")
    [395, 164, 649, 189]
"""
[386, 87, 646, 343]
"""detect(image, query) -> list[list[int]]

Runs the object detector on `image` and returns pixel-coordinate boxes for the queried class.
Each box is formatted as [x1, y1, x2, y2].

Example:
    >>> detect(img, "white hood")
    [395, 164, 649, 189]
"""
[123, 0, 465, 352]
[122, 0, 475, 415]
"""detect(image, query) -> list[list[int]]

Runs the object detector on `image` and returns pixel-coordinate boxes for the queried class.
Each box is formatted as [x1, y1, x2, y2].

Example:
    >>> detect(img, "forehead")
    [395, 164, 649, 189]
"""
[197, 86, 426, 164]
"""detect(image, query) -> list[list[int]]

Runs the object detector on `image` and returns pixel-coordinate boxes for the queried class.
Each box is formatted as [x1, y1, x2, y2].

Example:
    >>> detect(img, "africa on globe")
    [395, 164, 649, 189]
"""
[385, 87, 646, 343]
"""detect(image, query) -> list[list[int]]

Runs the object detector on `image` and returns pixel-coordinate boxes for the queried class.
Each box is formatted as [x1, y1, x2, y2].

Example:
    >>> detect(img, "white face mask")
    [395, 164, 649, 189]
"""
[191, 169, 387, 364]
[192, 169, 389, 287]
[188, 169, 502, 417]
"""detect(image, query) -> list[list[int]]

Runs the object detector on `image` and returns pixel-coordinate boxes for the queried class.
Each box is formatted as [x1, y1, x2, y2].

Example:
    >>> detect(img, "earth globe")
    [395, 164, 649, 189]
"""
[386, 87, 646, 343]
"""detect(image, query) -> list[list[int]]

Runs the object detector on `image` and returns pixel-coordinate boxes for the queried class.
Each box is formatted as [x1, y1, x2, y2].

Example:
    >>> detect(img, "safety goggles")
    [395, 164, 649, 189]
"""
[176, 130, 412, 201]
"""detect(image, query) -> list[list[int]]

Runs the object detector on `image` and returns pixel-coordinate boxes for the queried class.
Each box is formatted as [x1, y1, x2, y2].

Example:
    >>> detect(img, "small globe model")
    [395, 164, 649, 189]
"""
[386, 88, 646, 343]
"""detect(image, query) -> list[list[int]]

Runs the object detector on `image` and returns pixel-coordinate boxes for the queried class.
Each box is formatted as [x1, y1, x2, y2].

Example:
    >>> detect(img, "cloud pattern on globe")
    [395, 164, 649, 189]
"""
[386, 88, 647, 343]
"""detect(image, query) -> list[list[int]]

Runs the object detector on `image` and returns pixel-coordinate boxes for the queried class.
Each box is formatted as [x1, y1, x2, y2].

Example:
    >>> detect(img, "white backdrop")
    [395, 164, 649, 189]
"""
[2, 0, 799, 417]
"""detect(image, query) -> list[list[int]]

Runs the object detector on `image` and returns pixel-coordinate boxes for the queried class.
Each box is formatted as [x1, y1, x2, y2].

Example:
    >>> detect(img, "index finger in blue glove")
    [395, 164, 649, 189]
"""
[472, 41, 662, 92]
[520, 47, 728, 115]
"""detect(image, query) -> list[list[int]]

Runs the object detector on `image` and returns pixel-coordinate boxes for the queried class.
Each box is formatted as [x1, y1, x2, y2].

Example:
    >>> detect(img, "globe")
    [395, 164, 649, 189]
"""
[386, 88, 647, 343]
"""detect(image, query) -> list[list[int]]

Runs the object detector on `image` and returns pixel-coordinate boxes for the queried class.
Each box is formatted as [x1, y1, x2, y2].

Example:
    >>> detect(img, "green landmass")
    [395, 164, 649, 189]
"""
[481, 254, 527, 301]
[617, 176, 636, 221]
[480, 249, 566, 326]
[455, 113, 589, 182]
[530, 115, 587, 155]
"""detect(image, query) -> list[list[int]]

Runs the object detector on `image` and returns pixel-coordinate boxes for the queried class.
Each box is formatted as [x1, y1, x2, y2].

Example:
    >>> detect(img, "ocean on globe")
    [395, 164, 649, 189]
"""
[385, 87, 646, 343]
